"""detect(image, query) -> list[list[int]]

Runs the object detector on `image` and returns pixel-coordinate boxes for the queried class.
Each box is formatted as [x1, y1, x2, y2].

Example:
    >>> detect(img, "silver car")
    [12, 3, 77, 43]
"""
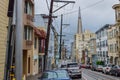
[67, 62, 81, 78]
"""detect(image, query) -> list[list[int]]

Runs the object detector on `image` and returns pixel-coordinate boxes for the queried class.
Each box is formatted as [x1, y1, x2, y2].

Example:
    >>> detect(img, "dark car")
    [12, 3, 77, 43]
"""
[38, 70, 71, 80]
[109, 65, 120, 76]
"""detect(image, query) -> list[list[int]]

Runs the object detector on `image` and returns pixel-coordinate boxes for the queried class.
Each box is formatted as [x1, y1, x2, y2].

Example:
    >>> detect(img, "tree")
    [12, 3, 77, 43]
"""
[96, 61, 104, 65]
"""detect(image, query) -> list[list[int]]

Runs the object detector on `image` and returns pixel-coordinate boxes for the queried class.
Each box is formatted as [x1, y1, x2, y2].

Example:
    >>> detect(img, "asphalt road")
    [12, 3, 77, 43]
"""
[82, 69, 120, 80]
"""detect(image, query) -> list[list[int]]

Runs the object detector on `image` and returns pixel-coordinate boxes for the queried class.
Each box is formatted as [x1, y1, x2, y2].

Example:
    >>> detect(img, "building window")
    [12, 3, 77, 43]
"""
[106, 40, 108, 46]
[39, 39, 45, 53]
[24, 1, 33, 15]
[34, 37, 37, 49]
[106, 51, 108, 57]
[24, 26, 33, 40]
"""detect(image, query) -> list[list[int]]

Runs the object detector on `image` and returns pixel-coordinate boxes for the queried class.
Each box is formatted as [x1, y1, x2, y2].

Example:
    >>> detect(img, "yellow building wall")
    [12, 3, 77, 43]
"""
[0, 0, 8, 79]
[32, 36, 39, 75]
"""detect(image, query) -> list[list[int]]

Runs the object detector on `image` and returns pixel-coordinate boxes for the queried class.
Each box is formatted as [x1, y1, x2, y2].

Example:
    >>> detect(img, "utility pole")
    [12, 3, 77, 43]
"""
[4, 0, 15, 80]
[44, 0, 75, 70]
[59, 14, 63, 59]
[15, 0, 23, 79]
[44, 0, 54, 70]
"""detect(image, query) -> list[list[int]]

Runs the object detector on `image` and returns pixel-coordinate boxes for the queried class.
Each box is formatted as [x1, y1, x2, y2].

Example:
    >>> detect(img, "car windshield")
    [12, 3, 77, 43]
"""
[118, 65, 120, 68]
[55, 70, 69, 79]
[41, 71, 57, 79]
[108, 65, 112, 67]
[98, 65, 103, 68]
[68, 63, 78, 67]
[61, 65, 67, 68]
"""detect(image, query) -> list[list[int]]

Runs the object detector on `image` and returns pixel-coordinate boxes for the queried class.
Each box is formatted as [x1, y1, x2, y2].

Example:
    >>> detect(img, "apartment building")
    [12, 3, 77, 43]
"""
[23, 0, 35, 76]
[34, 14, 48, 71]
[112, 3, 120, 65]
[0, 0, 8, 79]
[88, 38, 96, 64]
[33, 27, 46, 74]
[96, 24, 110, 65]
[107, 25, 119, 65]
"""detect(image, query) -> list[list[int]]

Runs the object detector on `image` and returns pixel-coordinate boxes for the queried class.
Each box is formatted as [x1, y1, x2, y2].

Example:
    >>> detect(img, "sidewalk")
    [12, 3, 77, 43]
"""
[26, 73, 42, 80]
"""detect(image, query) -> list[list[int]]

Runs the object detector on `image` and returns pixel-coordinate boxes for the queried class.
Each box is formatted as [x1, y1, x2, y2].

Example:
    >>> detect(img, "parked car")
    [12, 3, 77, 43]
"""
[80, 64, 86, 68]
[86, 64, 91, 69]
[38, 70, 58, 80]
[102, 64, 114, 74]
[67, 62, 81, 78]
[55, 69, 72, 80]
[38, 70, 72, 80]
[60, 64, 67, 70]
[109, 65, 120, 76]
[96, 65, 103, 72]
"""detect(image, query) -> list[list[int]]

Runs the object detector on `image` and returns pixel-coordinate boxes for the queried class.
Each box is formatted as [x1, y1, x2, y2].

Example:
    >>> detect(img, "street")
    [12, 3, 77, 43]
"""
[26, 69, 120, 80]
[82, 69, 120, 80]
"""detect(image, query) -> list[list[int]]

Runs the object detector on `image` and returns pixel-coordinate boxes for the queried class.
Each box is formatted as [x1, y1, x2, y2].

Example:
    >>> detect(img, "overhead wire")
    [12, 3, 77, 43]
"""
[56, 0, 105, 16]
[46, 0, 50, 11]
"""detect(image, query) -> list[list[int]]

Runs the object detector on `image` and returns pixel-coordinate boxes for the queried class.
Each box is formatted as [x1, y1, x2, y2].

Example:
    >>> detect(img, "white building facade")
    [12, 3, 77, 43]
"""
[96, 24, 110, 65]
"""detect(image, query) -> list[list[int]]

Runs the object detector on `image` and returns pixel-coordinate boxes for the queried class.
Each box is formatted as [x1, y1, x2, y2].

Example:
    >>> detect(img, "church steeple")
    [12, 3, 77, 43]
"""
[77, 7, 82, 34]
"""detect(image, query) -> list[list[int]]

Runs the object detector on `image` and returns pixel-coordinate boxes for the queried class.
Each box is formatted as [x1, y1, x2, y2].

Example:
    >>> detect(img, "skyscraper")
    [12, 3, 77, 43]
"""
[77, 7, 82, 34]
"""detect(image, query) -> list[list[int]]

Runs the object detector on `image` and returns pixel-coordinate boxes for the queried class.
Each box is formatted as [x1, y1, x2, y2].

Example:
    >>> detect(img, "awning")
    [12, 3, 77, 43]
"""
[33, 27, 46, 39]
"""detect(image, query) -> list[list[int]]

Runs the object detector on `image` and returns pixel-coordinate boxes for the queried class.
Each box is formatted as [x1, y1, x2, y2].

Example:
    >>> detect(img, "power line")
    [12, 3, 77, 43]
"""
[56, 0, 105, 16]
[46, 0, 50, 11]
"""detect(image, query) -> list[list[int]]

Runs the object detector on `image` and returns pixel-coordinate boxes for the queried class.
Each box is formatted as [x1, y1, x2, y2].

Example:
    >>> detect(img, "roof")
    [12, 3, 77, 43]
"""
[95, 24, 110, 34]
[112, 4, 120, 9]
[33, 27, 46, 39]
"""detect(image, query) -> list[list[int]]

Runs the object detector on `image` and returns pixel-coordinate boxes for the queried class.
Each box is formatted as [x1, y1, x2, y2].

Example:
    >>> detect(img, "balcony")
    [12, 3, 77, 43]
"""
[23, 40, 33, 50]
[23, 14, 34, 27]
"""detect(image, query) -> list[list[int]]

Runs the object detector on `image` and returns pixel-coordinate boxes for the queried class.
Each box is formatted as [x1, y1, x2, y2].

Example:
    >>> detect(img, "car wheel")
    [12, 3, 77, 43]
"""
[104, 71, 106, 74]
[115, 73, 118, 77]
[109, 72, 112, 75]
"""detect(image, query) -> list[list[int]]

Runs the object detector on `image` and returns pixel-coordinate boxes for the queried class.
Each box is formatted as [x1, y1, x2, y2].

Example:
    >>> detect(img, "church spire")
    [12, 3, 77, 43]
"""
[77, 7, 82, 34]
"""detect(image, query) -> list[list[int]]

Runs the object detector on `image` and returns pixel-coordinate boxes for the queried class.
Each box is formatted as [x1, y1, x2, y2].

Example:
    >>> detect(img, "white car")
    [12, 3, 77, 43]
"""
[67, 62, 81, 78]
[102, 64, 114, 74]
[96, 65, 103, 72]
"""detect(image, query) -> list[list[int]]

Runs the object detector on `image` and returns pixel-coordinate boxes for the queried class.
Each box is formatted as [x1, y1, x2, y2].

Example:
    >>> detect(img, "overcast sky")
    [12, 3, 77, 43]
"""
[35, 0, 119, 44]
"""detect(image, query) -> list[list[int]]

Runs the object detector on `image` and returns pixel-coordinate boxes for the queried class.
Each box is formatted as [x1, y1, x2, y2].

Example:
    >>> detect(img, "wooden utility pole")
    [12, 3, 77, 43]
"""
[44, 0, 75, 70]
[59, 14, 63, 59]
[44, 0, 54, 70]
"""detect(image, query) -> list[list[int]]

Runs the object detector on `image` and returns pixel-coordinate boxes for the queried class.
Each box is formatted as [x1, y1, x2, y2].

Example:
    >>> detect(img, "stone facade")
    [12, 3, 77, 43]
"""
[74, 30, 95, 64]
[113, 3, 120, 65]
